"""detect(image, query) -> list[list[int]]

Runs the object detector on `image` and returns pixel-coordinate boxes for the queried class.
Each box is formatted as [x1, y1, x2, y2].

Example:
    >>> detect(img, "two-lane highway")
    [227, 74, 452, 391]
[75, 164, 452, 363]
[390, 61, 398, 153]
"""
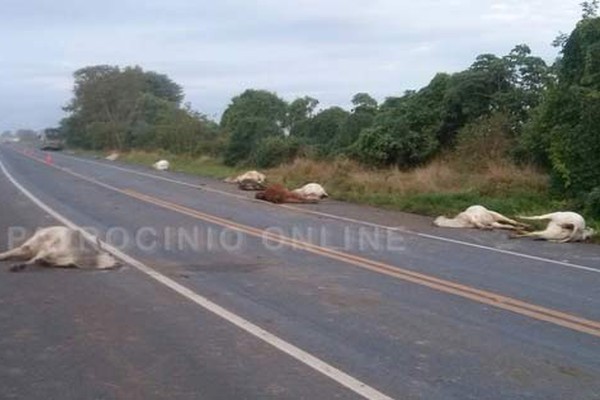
[0, 144, 599, 399]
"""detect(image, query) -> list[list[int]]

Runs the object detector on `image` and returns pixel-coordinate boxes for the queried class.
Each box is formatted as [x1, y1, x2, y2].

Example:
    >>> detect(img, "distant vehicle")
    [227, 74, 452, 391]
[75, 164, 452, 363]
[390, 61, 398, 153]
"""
[40, 138, 64, 151]
[40, 128, 64, 151]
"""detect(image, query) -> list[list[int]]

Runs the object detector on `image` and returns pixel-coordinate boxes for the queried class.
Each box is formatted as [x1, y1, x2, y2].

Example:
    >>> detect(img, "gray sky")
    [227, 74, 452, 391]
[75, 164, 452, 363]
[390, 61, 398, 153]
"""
[0, 0, 580, 131]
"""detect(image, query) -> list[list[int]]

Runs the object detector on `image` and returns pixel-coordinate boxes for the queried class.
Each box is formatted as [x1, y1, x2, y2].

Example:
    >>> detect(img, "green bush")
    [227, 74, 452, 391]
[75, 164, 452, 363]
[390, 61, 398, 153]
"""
[352, 119, 437, 168]
[351, 127, 400, 167]
[547, 88, 600, 196]
[224, 117, 281, 166]
[454, 112, 513, 169]
[522, 17, 600, 199]
[585, 187, 600, 218]
[252, 136, 301, 168]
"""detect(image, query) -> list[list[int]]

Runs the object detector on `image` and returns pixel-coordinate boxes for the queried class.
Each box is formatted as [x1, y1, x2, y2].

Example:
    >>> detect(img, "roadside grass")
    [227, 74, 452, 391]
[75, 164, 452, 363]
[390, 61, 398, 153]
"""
[269, 157, 599, 243]
[268, 158, 562, 217]
[121, 150, 237, 179]
[71, 149, 238, 179]
[75, 148, 599, 243]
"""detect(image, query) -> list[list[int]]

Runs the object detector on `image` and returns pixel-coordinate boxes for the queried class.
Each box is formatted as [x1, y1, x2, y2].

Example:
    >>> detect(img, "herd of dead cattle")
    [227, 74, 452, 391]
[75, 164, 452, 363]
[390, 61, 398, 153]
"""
[0, 157, 595, 272]
[221, 170, 594, 243]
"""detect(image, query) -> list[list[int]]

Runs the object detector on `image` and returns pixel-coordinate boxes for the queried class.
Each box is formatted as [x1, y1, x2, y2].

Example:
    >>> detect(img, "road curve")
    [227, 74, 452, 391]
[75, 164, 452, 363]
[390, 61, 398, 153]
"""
[0, 144, 599, 400]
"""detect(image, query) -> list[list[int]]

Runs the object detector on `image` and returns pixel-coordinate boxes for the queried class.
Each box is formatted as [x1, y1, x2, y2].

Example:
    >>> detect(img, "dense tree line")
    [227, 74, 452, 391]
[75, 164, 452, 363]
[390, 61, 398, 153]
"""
[217, 41, 554, 168]
[59, 65, 221, 155]
[519, 9, 600, 216]
[56, 7, 600, 216]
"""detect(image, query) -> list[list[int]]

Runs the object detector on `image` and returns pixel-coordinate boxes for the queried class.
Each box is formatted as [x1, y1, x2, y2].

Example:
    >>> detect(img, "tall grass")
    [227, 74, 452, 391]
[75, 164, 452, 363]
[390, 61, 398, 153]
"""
[94, 147, 557, 217]
[268, 157, 559, 216]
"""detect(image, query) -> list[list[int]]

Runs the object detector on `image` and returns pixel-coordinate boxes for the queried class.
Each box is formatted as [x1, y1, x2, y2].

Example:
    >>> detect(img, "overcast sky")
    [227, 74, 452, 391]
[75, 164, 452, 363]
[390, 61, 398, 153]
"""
[0, 0, 581, 131]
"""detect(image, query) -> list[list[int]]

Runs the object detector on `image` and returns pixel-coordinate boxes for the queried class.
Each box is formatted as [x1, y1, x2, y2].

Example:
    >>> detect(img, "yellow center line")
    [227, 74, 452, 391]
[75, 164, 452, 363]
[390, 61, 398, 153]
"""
[11, 147, 600, 338]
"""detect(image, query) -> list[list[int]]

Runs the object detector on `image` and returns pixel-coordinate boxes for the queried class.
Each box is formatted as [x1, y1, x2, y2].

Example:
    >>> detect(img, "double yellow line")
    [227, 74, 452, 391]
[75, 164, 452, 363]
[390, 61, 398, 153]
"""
[13, 147, 600, 338]
[123, 189, 600, 338]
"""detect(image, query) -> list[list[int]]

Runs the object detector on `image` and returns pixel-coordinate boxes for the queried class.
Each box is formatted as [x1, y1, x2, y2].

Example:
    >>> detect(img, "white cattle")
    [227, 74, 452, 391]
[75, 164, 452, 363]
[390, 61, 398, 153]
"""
[224, 170, 266, 184]
[0, 226, 120, 272]
[292, 183, 329, 200]
[514, 211, 595, 242]
[105, 152, 120, 161]
[434, 205, 526, 230]
[153, 160, 170, 171]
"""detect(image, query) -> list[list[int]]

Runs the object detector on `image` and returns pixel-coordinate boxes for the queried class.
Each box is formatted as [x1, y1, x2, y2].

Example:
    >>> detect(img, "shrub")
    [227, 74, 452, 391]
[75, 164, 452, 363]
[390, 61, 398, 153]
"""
[224, 117, 281, 166]
[352, 119, 437, 168]
[252, 136, 301, 168]
[585, 187, 600, 219]
[454, 112, 514, 170]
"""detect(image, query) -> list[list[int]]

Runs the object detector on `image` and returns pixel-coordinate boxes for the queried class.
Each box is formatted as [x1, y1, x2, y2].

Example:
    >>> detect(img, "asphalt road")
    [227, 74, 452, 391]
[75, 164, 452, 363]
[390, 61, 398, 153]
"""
[0, 143, 598, 400]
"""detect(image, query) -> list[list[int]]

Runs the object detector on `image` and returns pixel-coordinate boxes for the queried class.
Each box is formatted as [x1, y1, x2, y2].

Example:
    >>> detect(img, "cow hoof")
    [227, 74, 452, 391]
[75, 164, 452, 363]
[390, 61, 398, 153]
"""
[9, 264, 27, 272]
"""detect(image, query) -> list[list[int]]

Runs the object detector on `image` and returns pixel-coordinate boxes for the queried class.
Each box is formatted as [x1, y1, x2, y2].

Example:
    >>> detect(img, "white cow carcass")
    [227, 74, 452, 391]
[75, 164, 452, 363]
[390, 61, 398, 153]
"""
[105, 152, 120, 161]
[514, 211, 595, 242]
[0, 226, 120, 272]
[224, 170, 266, 184]
[153, 160, 170, 171]
[292, 183, 329, 200]
[434, 205, 527, 230]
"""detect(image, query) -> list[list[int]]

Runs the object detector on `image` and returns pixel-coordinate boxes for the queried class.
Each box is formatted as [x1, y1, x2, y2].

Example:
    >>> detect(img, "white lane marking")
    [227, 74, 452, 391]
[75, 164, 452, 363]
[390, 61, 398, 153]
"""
[52, 151, 600, 274]
[0, 158, 394, 400]
[415, 233, 600, 273]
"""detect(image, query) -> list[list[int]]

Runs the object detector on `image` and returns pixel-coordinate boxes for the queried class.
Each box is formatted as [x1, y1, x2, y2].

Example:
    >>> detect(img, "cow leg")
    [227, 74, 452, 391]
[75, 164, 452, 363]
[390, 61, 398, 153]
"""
[0, 245, 33, 262]
[491, 222, 519, 230]
[8, 251, 49, 272]
[9, 263, 29, 272]
[472, 221, 493, 230]
[510, 230, 537, 239]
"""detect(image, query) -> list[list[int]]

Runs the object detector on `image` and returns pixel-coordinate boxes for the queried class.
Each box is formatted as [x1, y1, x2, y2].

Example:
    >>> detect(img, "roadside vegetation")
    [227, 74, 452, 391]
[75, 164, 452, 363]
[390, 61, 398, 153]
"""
[40, 4, 600, 235]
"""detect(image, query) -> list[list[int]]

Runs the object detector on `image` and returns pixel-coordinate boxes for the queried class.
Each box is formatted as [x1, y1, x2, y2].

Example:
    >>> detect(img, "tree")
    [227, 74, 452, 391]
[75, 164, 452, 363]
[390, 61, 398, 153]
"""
[326, 93, 379, 153]
[287, 96, 319, 136]
[221, 89, 287, 132]
[224, 116, 283, 165]
[143, 71, 184, 104]
[252, 136, 301, 168]
[500, 44, 551, 124]
[351, 127, 400, 167]
[581, 0, 599, 19]
[440, 56, 512, 142]
[522, 16, 600, 197]
[152, 104, 217, 155]
[62, 65, 189, 151]
[351, 92, 378, 113]
[351, 116, 437, 168]
[297, 107, 349, 156]
[287, 96, 318, 125]
[220, 89, 288, 165]
[375, 73, 449, 149]
[552, 32, 569, 49]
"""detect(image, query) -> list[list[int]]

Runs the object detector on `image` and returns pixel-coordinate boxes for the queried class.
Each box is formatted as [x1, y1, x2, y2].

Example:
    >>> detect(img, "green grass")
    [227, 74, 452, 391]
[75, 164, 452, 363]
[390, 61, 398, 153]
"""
[71, 149, 238, 179]
[121, 151, 237, 179]
[336, 190, 565, 217]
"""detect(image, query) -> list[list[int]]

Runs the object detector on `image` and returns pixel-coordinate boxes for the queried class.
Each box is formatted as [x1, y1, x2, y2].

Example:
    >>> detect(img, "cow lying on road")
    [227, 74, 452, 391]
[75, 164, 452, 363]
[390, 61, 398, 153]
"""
[225, 170, 266, 184]
[292, 183, 328, 200]
[512, 212, 595, 243]
[255, 184, 319, 204]
[434, 205, 528, 230]
[0, 226, 120, 272]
